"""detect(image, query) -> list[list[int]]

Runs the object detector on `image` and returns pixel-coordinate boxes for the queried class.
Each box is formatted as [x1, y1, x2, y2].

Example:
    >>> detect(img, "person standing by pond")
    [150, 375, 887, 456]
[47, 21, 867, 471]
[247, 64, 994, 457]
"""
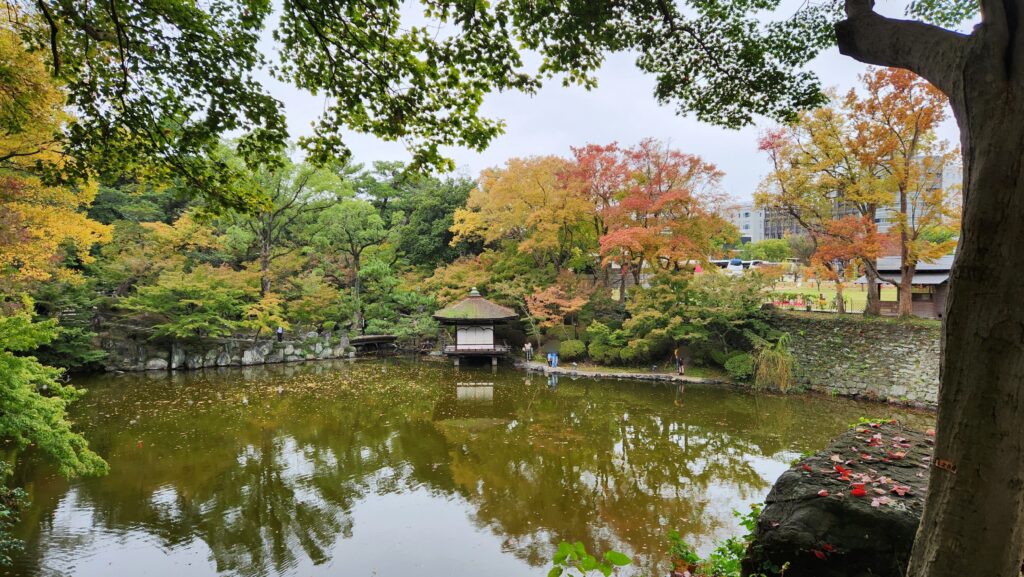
[524, 341, 533, 361]
[674, 350, 685, 376]
[276, 326, 285, 342]
[552, 351, 559, 368]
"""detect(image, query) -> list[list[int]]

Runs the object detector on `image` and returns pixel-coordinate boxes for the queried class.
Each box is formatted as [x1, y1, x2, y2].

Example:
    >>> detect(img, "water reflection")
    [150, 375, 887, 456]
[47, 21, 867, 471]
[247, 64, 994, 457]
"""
[10, 360, 931, 577]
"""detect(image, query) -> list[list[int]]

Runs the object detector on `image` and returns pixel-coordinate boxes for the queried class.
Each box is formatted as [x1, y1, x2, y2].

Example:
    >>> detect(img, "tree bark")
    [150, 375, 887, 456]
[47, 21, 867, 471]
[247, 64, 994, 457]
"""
[898, 186, 915, 317]
[839, 2, 1024, 576]
[864, 266, 881, 316]
[898, 260, 916, 317]
[834, 282, 846, 314]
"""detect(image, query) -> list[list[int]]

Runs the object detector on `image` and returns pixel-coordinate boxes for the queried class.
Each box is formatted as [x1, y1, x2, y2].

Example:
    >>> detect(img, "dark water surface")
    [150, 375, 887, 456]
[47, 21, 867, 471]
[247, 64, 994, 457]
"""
[9, 359, 931, 577]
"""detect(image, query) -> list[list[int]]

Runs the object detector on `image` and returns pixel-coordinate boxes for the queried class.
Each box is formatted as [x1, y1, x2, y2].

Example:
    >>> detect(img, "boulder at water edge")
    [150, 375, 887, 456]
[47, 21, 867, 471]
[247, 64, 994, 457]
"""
[742, 422, 933, 577]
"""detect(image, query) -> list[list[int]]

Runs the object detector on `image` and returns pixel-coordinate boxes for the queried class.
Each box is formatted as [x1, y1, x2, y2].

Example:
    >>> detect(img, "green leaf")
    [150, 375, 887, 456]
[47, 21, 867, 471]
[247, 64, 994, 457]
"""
[547, 567, 564, 577]
[554, 542, 573, 564]
[604, 551, 632, 566]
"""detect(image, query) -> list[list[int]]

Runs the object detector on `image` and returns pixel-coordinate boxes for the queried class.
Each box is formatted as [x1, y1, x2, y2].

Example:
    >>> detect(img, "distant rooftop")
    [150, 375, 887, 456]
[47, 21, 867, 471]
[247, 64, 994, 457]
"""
[433, 288, 518, 323]
[876, 253, 955, 273]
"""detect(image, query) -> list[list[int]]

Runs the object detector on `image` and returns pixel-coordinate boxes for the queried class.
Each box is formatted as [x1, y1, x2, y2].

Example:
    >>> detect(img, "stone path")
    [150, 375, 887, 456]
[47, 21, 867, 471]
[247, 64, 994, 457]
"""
[515, 360, 729, 384]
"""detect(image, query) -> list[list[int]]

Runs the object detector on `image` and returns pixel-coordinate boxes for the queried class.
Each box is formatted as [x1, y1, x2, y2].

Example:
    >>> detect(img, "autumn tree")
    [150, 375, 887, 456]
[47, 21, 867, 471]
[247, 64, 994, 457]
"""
[17, 0, 1024, 573]
[852, 67, 958, 317]
[451, 156, 593, 269]
[599, 139, 733, 300]
[757, 98, 891, 315]
[525, 273, 594, 339]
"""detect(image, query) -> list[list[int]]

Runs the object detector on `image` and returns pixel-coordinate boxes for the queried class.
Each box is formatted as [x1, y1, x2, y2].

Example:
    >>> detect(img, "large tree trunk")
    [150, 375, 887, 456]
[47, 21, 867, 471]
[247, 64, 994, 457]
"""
[905, 76, 1024, 577]
[838, 3, 1024, 575]
[834, 281, 846, 314]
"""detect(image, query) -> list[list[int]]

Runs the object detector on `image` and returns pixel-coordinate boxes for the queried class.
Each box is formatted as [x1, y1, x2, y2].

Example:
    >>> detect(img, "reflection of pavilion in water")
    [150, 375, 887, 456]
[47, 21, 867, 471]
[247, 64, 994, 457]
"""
[432, 381, 516, 421]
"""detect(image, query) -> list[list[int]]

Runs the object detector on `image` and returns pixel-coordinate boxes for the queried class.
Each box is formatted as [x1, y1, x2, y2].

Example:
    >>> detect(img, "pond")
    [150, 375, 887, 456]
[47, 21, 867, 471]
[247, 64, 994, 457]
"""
[9, 359, 931, 577]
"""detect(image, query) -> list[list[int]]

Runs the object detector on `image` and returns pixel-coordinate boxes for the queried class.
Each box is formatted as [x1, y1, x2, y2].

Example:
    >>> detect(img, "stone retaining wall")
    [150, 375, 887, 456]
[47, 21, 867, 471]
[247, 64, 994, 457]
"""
[101, 333, 352, 372]
[769, 311, 940, 407]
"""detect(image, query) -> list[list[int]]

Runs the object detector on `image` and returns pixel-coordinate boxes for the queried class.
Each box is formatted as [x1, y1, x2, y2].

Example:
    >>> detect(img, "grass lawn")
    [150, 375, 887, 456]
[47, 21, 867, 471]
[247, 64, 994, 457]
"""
[769, 281, 898, 313]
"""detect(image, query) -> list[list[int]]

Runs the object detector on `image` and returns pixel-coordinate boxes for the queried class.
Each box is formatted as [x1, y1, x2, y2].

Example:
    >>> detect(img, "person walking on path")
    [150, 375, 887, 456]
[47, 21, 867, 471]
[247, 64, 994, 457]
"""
[674, 350, 685, 376]
[552, 351, 559, 368]
[276, 326, 285, 342]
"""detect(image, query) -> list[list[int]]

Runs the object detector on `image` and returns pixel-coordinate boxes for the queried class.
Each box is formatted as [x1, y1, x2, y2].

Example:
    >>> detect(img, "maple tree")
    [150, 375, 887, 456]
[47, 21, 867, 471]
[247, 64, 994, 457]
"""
[525, 273, 593, 339]
[599, 139, 734, 300]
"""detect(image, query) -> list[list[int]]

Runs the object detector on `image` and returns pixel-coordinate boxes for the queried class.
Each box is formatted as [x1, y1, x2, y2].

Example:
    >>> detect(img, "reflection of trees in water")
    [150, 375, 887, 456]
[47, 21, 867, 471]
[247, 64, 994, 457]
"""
[432, 380, 772, 573]
[11, 361, 929, 576]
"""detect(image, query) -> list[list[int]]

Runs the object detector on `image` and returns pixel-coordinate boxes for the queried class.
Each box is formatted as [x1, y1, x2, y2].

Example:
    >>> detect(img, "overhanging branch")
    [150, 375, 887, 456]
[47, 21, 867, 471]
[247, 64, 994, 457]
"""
[835, 0, 969, 98]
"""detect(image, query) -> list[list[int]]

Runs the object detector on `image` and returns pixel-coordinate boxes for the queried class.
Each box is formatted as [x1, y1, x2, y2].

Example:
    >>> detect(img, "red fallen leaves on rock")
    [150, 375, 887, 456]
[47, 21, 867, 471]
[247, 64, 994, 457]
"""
[860, 453, 873, 461]
[830, 454, 843, 463]
[802, 464, 813, 472]
[818, 489, 829, 497]
[822, 544, 835, 552]
[887, 451, 907, 460]
[873, 487, 888, 495]
[891, 484, 912, 496]
[867, 433, 884, 446]
[834, 464, 852, 481]
[926, 428, 935, 436]
[871, 496, 894, 508]
[812, 550, 827, 560]
[851, 485, 867, 497]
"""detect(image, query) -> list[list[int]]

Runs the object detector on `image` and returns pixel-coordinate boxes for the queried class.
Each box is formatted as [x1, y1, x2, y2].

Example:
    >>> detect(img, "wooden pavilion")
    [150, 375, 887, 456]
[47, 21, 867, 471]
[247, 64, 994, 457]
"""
[433, 288, 517, 366]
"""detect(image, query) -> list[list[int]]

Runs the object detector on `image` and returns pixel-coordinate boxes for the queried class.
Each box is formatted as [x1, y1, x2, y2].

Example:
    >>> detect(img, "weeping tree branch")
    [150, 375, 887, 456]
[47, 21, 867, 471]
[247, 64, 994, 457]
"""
[835, 0, 969, 98]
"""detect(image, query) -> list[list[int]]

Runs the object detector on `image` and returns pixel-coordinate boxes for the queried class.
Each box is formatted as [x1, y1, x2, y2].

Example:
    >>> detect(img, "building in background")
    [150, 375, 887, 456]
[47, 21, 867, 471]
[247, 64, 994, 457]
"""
[728, 204, 765, 243]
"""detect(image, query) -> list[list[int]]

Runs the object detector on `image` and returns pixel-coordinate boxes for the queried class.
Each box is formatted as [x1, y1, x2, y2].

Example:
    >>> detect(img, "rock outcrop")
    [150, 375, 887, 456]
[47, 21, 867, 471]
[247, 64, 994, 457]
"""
[742, 422, 933, 577]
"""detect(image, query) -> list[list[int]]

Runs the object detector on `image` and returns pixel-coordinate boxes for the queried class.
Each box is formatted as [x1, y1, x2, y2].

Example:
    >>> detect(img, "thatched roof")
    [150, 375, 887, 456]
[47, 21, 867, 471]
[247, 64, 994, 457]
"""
[434, 288, 518, 323]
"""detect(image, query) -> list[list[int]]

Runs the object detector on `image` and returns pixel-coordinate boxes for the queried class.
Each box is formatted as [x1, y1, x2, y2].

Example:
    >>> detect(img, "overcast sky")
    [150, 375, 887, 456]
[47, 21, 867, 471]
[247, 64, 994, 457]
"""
[258, 2, 962, 204]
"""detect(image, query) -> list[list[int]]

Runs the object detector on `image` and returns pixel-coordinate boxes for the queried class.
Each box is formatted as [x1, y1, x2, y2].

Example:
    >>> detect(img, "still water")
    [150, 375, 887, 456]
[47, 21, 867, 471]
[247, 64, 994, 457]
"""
[9, 359, 929, 577]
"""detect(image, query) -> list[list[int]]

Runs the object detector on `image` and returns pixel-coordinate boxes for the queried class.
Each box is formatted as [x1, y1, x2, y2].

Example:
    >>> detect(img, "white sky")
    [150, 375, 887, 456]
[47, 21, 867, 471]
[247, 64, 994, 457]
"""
[257, 2, 963, 204]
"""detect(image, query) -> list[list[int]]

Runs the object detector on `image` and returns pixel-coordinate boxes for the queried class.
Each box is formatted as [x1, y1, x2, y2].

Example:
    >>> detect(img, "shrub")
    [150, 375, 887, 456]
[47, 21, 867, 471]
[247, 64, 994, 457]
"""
[724, 353, 755, 381]
[755, 334, 796, 392]
[588, 341, 620, 364]
[559, 339, 586, 360]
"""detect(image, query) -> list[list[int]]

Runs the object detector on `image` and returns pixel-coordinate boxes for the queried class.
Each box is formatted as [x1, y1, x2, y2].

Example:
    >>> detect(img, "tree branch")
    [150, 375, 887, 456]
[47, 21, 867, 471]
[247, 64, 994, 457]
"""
[835, 0, 968, 97]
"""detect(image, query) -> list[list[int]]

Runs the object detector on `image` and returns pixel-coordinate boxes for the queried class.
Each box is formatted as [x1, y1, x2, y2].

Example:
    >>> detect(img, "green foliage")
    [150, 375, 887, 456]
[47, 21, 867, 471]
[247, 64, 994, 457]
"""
[668, 504, 763, 577]
[724, 353, 755, 382]
[907, 0, 978, 27]
[558, 339, 586, 361]
[0, 300, 107, 478]
[740, 239, 792, 262]
[0, 465, 26, 566]
[548, 541, 630, 577]
[120, 267, 253, 340]
[29, 280, 106, 371]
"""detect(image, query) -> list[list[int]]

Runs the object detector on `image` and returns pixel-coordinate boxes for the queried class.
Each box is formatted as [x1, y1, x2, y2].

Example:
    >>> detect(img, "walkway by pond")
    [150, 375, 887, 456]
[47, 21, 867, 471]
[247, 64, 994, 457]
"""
[517, 360, 728, 384]
[9, 359, 931, 577]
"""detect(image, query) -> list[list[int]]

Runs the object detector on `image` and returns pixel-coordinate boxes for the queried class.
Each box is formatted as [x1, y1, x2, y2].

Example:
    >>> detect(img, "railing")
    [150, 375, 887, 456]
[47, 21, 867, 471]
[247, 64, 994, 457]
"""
[443, 344, 510, 354]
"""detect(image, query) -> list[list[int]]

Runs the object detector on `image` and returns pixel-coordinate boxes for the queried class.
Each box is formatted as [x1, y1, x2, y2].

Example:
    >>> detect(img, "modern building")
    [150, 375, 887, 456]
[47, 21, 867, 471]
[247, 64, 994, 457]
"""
[434, 288, 517, 366]
[727, 204, 802, 243]
[728, 204, 766, 243]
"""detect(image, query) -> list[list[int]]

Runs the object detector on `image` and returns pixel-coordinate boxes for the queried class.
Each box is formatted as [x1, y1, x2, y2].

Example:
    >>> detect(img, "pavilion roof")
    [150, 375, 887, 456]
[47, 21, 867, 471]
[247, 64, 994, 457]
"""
[433, 288, 518, 323]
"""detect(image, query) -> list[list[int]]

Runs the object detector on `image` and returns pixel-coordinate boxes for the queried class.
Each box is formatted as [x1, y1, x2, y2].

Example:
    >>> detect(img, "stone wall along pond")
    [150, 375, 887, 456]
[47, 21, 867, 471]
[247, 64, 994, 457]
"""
[769, 311, 940, 408]
[101, 333, 352, 371]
